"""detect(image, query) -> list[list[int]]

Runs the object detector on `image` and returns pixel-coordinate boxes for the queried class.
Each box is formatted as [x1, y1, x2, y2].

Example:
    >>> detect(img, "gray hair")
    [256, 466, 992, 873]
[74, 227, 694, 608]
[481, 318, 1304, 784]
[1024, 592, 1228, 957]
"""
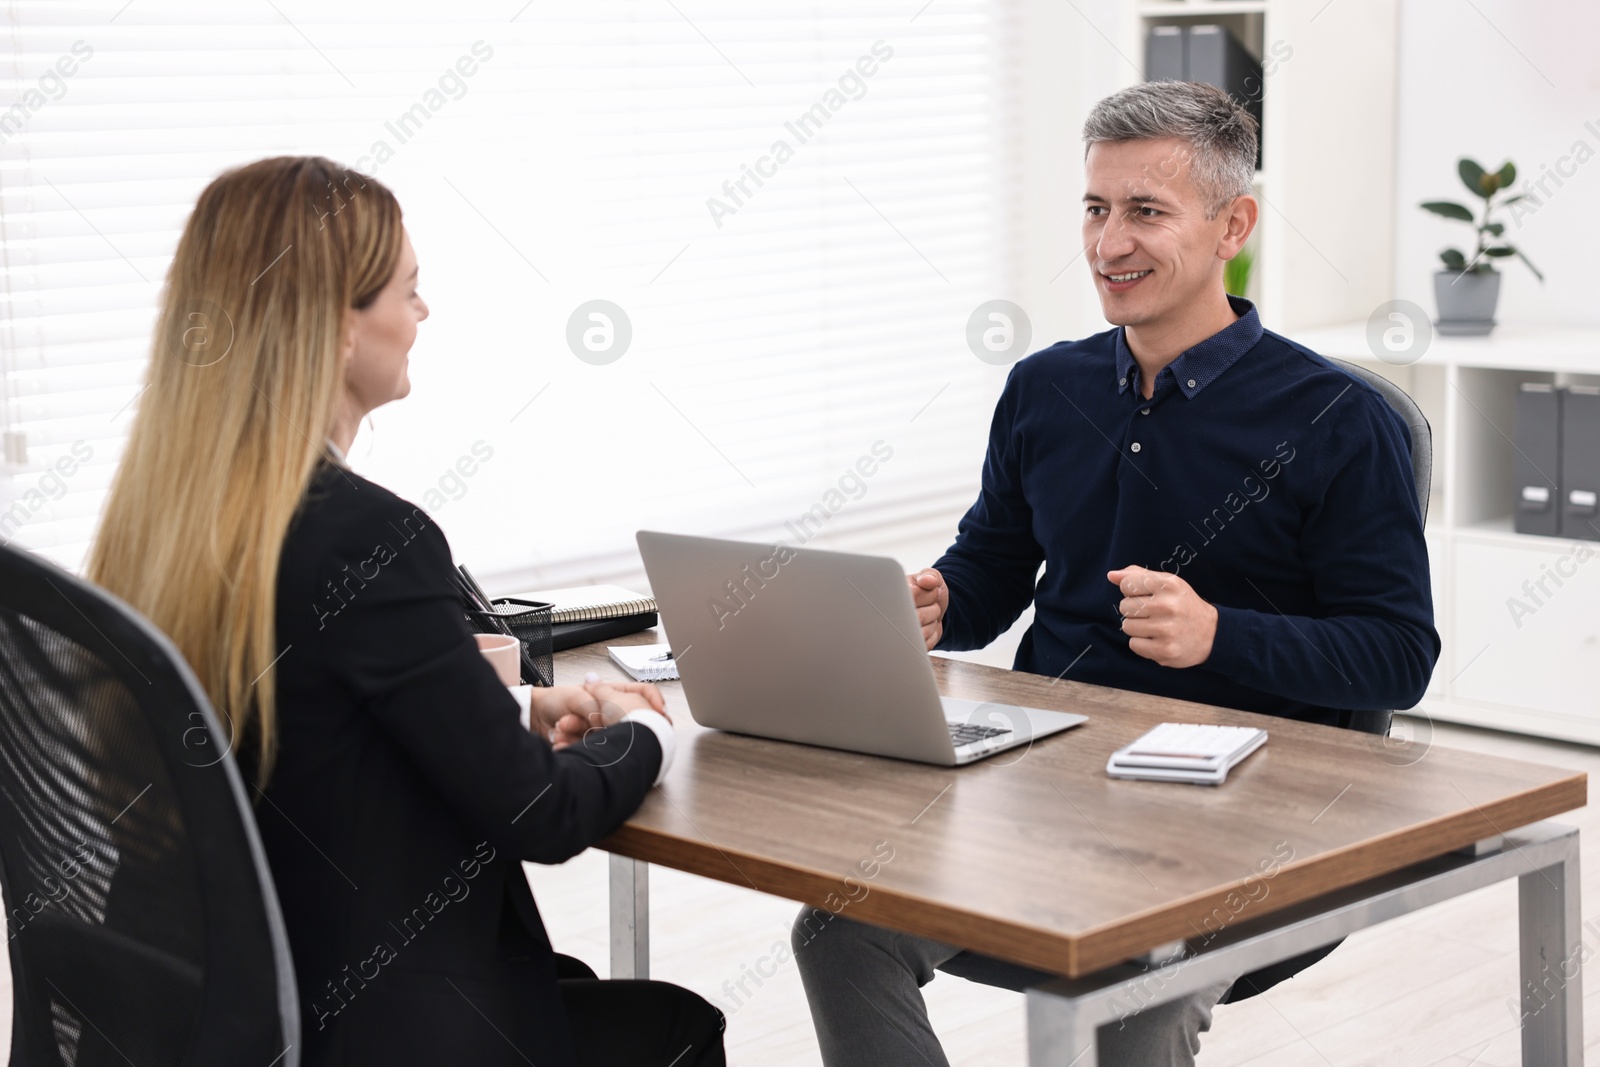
[1082, 81, 1258, 218]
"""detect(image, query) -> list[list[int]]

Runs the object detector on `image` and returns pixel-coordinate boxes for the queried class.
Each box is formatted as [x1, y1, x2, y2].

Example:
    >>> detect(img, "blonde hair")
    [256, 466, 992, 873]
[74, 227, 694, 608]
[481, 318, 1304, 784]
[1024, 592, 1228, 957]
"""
[88, 156, 403, 783]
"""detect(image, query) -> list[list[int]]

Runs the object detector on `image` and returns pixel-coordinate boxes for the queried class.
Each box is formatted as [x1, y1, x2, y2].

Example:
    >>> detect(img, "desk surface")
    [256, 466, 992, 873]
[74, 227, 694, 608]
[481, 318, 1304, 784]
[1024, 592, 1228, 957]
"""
[566, 630, 1587, 978]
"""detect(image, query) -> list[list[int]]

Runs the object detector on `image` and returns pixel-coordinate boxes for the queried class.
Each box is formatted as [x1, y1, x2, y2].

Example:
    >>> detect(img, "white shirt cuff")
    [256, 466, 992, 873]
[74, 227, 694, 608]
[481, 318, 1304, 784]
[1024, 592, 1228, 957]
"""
[623, 709, 676, 785]
[514, 686, 672, 784]
[510, 685, 533, 731]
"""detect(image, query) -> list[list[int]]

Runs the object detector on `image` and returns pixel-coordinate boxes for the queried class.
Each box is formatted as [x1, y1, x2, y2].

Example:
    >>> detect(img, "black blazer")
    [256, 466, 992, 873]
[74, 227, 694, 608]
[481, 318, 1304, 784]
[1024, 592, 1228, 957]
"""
[248, 462, 661, 1067]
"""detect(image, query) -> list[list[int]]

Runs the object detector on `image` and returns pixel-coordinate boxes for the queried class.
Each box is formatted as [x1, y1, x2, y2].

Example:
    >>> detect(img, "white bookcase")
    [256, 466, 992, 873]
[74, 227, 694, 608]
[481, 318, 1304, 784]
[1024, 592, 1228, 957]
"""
[1126, 0, 1401, 332]
[1294, 322, 1600, 745]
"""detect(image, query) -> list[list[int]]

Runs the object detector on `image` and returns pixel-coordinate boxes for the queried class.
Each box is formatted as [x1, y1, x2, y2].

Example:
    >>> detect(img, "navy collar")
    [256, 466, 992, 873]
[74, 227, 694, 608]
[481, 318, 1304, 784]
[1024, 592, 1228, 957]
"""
[1114, 295, 1262, 399]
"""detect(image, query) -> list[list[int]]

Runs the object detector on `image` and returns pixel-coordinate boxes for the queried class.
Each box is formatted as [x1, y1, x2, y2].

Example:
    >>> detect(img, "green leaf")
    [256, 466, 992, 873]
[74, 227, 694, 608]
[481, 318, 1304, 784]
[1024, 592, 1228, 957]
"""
[1499, 193, 1529, 207]
[1459, 158, 1489, 197]
[1484, 222, 1505, 237]
[1516, 247, 1545, 283]
[1483, 245, 1515, 257]
[1440, 248, 1467, 271]
[1224, 242, 1255, 297]
[1421, 200, 1475, 221]
[1496, 161, 1516, 187]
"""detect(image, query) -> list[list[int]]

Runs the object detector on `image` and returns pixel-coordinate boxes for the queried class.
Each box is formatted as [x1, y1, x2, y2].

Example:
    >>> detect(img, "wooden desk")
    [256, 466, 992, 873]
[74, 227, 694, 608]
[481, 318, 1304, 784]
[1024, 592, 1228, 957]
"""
[561, 630, 1587, 1066]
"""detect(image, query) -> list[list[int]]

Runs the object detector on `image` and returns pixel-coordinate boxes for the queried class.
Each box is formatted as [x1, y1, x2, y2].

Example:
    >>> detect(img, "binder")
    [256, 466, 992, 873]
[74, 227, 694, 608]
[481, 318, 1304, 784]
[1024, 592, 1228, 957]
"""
[1142, 24, 1264, 170]
[1145, 25, 1185, 83]
[1515, 383, 1562, 537]
[1560, 385, 1600, 540]
[1184, 25, 1264, 170]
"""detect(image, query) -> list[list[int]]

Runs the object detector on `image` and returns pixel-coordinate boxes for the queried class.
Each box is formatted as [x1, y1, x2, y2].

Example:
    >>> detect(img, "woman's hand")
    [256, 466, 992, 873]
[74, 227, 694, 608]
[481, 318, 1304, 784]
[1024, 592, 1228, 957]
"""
[530, 681, 670, 749]
[585, 679, 667, 716]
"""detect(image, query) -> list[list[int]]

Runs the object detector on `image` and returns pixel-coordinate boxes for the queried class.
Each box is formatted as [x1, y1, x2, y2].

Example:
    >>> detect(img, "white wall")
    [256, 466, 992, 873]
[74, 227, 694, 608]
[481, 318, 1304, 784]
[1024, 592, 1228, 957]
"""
[1268, 0, 1399, 331]
[1012, 0, 1129, 350]
[1395, 0, 1600, 327]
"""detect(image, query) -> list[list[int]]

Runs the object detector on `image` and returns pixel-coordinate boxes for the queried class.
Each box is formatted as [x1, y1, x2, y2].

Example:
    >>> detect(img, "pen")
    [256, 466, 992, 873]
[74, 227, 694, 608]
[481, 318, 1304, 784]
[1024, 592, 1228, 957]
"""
[457, 565, 542, 685]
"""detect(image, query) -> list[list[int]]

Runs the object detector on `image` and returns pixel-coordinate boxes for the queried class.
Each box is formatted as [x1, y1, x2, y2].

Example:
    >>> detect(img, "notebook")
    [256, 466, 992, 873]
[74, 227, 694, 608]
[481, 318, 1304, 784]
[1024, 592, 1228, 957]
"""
[550, 614, 657, 652]
[608, 643, 680, 682]
[510, 584, 657, 625]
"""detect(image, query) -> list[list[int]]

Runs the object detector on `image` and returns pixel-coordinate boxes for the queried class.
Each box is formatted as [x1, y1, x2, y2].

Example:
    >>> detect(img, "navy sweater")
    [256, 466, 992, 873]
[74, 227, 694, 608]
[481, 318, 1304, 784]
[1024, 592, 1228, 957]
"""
[933, 297, 1439, 725]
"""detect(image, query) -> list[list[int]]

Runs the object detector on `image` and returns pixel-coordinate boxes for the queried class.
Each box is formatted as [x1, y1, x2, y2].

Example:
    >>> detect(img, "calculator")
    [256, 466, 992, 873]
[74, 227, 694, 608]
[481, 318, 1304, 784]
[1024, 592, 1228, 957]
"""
[1105, 722, 1268, 786]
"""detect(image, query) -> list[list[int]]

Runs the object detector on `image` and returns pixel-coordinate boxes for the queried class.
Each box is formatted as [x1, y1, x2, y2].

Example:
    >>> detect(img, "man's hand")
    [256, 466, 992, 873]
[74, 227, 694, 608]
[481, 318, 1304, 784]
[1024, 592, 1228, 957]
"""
[1107, 565, 1217, 668]
[532, 682, 670, 749]
[907, 568, 949, 651]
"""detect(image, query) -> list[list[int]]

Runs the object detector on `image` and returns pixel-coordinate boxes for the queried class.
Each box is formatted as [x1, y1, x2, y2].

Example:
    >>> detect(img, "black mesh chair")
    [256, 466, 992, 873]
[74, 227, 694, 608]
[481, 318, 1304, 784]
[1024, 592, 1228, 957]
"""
[0, 543, 298, 1065]
[1221, 357, 1434, 1004]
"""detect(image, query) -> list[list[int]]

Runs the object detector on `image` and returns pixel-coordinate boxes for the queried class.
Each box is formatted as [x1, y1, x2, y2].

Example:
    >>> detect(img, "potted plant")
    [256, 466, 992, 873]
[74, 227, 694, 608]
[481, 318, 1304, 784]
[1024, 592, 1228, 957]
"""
[1420, 157, 1543, 336]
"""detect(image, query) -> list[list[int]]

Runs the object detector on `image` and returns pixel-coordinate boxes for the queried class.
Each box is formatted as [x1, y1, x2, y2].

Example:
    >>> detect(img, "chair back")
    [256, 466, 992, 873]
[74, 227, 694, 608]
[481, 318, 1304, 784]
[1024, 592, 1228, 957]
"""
[1328, 356, 1433, 524]
[0, 543, 298, 1066]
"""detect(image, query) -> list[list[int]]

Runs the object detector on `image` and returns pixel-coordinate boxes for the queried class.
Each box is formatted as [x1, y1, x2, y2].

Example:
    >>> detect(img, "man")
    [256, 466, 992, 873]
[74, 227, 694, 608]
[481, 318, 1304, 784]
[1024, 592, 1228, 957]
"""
[789, 80, 1439, 1067]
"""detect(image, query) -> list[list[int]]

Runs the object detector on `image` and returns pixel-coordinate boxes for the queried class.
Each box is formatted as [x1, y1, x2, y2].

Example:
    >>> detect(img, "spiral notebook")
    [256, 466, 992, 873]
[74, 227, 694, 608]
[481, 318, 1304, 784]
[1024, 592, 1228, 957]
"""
[510, 584, 658, 626]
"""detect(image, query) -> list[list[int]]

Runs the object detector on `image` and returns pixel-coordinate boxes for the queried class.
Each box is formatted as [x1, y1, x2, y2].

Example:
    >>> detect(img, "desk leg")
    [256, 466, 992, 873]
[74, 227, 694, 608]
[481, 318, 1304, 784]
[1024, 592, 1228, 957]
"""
[1519, 835, 1582, 1066]
[1026, 986, 1096, 1067]
[609, 854, 649, 980]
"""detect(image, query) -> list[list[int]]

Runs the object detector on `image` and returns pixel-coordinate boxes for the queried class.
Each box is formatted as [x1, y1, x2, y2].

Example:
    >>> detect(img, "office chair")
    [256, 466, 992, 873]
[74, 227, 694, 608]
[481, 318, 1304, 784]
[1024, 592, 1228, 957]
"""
[1324, 356, 1434, 741]
[0, 542, 298, 1065]
[1330, 357, 1433, 527]
[1220, 357, 1434, 1005]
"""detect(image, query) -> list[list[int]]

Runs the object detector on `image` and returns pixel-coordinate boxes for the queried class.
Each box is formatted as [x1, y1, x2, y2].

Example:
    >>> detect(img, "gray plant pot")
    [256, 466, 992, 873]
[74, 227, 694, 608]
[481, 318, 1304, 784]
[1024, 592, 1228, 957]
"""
[1432, 269, 1500, 336]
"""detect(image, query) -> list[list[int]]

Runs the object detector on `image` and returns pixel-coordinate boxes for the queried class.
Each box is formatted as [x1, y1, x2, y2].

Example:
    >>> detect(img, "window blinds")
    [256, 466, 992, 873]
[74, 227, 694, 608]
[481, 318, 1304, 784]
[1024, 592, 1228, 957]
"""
[0, 1, 1020, 579]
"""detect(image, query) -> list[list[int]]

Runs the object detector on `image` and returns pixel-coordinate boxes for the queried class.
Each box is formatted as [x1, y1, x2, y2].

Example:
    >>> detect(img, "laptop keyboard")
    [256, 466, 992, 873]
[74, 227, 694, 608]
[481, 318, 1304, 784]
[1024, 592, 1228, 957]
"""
[947, 722, 1012, 747]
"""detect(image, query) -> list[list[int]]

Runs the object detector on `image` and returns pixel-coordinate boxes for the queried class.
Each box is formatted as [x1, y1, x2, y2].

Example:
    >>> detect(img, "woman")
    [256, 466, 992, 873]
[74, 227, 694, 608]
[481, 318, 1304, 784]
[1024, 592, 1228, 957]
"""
[88, 156, 725, 1066]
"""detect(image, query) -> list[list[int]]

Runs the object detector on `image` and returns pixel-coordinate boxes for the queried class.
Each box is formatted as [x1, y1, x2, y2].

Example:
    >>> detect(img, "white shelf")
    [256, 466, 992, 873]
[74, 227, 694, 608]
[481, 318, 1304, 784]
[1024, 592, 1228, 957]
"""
[1416, 698, 1600, 748]
[1194, 322, 1600, 743]
[1138, 2, 1270, 16]
[1293, 321, 1600, 376]
[1288, 322, 1600, 746]
[1453, 514, 1598, 549]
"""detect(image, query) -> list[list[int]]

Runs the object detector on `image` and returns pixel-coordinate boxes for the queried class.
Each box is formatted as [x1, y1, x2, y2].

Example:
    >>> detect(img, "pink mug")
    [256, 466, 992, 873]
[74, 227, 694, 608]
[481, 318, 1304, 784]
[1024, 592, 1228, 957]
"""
[475, 633, 521, 687]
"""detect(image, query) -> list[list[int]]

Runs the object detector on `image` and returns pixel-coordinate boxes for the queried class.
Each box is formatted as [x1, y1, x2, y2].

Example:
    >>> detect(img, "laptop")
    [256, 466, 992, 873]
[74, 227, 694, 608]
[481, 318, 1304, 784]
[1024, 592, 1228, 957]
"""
[635, 531, 1087, 766]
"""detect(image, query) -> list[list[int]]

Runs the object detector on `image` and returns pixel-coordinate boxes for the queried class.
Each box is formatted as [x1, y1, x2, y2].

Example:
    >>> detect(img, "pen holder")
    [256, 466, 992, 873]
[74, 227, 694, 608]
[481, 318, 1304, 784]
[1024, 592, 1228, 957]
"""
[465, 598, 554, 687]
